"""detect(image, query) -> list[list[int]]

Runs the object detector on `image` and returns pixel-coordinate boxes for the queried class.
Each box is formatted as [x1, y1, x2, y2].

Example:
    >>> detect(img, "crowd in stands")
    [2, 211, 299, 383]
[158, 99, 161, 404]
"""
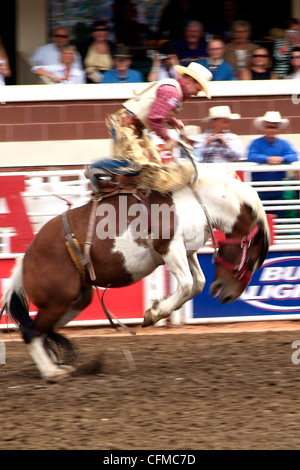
[21, 6, 300, 167]
[0, 1, 294, 87]
[23, 15, 300, 85]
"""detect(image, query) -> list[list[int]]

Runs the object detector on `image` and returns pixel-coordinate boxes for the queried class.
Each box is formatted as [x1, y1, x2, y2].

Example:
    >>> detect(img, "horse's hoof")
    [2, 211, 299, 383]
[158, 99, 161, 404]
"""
[59, 364, 75, 372]
[43, 366, 73, 383]
[142, 309, 154, 328]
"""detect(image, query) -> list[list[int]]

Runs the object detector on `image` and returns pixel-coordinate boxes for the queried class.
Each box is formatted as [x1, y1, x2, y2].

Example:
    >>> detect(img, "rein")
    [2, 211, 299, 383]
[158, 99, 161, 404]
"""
[213, 224, 260, 285]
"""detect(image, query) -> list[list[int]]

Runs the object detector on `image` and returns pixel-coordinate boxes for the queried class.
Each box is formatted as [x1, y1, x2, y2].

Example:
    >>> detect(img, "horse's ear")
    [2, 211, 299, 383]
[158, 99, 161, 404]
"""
[256, 221, 270, 269]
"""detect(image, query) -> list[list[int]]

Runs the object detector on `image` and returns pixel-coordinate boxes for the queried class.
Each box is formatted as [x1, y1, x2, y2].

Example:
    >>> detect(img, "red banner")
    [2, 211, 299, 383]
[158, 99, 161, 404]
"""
[0, 176, 34, 252]
[0, 257, 145, 327]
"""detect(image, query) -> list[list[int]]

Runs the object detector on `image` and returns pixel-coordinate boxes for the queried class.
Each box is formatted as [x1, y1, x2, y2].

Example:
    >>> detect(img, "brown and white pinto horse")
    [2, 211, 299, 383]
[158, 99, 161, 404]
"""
[1, 166, 269, 381]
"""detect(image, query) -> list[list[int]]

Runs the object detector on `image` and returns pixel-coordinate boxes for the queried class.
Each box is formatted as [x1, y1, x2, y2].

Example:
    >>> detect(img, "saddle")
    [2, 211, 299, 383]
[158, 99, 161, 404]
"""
[84, 160, 140, 195]
[92, 172, 138, 194]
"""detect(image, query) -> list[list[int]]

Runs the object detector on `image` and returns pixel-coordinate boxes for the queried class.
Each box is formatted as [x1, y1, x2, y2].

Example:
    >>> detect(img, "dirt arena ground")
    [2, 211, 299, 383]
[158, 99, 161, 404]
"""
[1, 321, 300, 450]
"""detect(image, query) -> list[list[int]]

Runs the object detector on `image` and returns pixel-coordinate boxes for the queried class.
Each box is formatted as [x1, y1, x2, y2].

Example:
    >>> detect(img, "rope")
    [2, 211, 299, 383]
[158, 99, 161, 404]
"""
[96, 286, 136, 336]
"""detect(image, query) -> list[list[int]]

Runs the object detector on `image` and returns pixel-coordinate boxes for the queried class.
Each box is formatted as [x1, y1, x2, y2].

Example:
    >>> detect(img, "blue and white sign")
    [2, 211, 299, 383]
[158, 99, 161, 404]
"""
[190, 251, 300, 321]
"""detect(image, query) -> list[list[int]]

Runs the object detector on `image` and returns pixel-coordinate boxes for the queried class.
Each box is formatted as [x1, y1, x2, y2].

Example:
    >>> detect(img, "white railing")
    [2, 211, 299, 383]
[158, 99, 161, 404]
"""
[0, 79, 299, 104]
[0, 162, 299, 254]
[0, 169, 90, 253]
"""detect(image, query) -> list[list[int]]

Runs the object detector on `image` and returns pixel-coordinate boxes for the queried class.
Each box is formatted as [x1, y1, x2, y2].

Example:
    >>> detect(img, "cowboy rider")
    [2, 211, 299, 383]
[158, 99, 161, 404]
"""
[86, 61, 212, 193]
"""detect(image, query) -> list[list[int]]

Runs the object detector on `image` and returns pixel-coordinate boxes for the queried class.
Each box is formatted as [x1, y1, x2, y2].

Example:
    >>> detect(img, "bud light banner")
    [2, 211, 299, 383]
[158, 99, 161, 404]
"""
[191, 251, 300, 320]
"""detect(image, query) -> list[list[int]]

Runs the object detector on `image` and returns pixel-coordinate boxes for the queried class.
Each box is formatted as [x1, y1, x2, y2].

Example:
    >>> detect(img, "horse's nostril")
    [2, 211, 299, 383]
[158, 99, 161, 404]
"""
[210, 282, 223, 298]
[223, 295, 233, 303]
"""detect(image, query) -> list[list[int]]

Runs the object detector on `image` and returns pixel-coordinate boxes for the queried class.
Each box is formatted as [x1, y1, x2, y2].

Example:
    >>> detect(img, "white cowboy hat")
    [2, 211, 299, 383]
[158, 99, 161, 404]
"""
[254, 111, 289, 131]
[204, 105, 240, 121]
[173, 62, 212, 98]
[183, 125, 202, 142]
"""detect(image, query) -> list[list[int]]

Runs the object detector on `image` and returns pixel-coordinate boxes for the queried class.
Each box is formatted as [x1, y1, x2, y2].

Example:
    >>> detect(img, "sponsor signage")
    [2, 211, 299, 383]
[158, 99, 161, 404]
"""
[191, 252, 300, 320]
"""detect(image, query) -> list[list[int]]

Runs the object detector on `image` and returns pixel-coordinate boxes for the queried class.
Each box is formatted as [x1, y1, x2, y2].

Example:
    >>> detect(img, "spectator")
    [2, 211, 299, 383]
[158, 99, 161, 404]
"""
[224, 20, 257, 74]
[197, 105, 243, 162]
[273, 18, 300, 78]
[158, 0, 199, 41]
[115, 1, 145, 46]
[147, 43, 179, 82]
[31, 46, 86, 84]
[30, 26, 83, 69]
[181, 125, 203, 161]
[84, 20, 114, 83]
[239, 46, 277, 80]
[284, 46, 300, 78]
[144, 0, 170, 39]
[0, 36, 11, 85]
[264, 27, 285, 44]
[173, 21, 207, 67]
[101, 44, 144, 83]
[200, 39, 235, 80]
[247, 111, 298, 212]
[209, 0, 240, 42]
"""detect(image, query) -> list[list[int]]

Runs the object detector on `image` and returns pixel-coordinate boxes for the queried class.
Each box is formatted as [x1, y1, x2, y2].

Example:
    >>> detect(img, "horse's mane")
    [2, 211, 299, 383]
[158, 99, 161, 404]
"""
[195, 165, 270, 241]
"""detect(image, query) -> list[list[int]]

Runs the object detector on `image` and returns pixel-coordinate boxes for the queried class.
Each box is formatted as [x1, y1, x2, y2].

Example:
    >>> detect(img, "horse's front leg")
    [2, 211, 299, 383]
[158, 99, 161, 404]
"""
[187, 252, 206, 300]
[143, 241, 193, 326]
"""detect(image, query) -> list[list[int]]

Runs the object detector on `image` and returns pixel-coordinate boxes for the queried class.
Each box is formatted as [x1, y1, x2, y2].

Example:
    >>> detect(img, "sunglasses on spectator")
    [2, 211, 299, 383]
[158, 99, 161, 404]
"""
[55, 34, 68, 38]
[93, 28, 108, 32]
[265, 124, 278, 129]
[253, 54, 268, 58]
[291, 55, 300, 58]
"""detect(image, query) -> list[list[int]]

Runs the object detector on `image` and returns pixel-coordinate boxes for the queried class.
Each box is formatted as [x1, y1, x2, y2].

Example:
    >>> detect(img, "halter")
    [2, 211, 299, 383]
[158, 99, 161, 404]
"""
[213, 224, 260, 285]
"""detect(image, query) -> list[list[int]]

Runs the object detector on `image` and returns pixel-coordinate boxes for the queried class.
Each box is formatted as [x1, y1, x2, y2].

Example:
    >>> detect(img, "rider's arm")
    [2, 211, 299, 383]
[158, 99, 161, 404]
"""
[147, 84, 181, 142]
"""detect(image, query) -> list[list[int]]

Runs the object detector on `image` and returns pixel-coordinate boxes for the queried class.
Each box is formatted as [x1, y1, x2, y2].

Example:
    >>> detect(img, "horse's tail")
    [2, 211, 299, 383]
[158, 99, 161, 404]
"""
[0, 256, 33, 343]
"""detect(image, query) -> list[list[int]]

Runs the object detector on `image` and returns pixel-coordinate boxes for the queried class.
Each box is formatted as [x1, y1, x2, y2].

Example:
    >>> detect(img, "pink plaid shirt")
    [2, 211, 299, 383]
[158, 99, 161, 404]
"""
[147, 78, 189, 141]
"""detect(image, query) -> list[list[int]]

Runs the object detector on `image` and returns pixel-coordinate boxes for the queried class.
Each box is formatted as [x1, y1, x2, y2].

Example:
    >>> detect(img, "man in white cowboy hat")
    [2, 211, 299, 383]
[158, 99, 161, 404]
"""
[247, 111, 298, 211]
[87, 62, 212, 193]
[196, 105, 244, 162]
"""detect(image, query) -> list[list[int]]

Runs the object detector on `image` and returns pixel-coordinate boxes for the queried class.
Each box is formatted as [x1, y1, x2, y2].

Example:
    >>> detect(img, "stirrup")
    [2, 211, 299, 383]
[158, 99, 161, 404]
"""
[91, 174, 120, 193]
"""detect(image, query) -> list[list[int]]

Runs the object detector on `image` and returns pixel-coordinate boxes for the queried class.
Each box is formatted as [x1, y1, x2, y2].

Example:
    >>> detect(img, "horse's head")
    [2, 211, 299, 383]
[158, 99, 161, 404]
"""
[210, 203, 270, 303]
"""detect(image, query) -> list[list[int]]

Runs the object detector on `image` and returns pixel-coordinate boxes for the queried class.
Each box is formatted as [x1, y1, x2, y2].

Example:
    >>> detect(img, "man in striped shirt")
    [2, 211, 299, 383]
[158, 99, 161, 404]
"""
[194, 105, 243, 162]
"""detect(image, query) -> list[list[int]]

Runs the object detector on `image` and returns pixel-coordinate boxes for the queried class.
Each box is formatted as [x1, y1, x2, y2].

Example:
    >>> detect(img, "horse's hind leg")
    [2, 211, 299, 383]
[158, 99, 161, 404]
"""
[28, 336, 72, 381]
[41, 287, 93, 370]
[54, 286, 93, 328]
[30, 304, 78, 381]
[29, 287, 93, 380]
[7, 293, 73, 381]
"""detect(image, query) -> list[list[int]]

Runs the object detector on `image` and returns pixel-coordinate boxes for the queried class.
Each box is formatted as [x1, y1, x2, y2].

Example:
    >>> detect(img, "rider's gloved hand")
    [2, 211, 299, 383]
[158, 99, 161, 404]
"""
[164, 139, 178, 151]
